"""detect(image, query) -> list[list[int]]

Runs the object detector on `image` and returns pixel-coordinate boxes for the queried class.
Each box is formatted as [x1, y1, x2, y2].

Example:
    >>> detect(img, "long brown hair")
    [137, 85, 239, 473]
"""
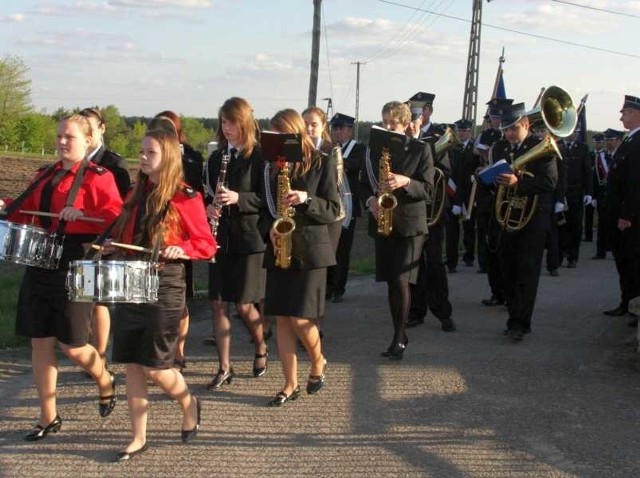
[216, 97, 259, 157]
[154, 110, 185, 143]
[114, 128, 184, 247]
[269, 108, 319, 177]
[302, 106, 332, 148]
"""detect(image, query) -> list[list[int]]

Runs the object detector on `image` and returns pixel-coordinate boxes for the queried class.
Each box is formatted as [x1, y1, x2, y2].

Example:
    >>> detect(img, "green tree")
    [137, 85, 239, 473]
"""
[15, 113, 56, 153]
[0, 55, 33, 149]
[182, 117, 213, 154]
[109, 133, 130, 157]
[101, 105, 128, 146]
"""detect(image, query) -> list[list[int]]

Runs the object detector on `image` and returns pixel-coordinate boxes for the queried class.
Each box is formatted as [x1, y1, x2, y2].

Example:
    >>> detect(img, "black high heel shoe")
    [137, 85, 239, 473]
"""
[181, 396, 201, 443]
[115, 443, 149, 462]
[253, 350, 268, 378]
[99, 370, 117, 417]
[267, 387, 301, 407]
[24, 415, 62, 442]
[206, 368, 235, 390]
[306, 358, 327, 395]
[381, 343, 406, 360]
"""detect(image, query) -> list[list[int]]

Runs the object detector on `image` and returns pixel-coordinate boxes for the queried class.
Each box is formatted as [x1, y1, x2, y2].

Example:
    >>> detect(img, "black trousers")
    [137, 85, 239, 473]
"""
[485, 215, 505, 301]
[612, 227, 640, 307]
[545, 210, 560, 271]
[559, 199, 584, 262]
[595, 203, 610, 257]
[327, 218, 357, 294]
[445, 211, 475, 267]
[476, 210, 490, 271]
[584, 203, 594, 241]
[409, 220, 452, 321]
[501, 229, 547, 333]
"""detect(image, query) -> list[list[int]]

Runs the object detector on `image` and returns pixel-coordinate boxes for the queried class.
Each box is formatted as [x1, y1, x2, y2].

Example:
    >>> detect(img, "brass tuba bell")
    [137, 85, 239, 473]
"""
[525, 85, 577, 138]
[427, 126, 461, 227]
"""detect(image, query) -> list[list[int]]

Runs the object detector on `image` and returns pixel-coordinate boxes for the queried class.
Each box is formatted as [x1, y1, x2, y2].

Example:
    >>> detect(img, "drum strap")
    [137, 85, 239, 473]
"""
[52, 160, 89, 234]
[2, 165, 56, 217]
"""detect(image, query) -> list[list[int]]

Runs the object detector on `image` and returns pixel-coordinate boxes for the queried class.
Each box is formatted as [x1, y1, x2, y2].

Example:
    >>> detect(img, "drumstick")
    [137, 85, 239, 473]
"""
[20, 210, 105, 223]
[92, 243, 191, 260]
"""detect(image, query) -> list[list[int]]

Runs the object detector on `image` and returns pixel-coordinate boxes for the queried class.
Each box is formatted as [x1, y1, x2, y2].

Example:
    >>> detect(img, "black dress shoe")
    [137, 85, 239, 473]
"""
[549, 269, 559, 277]
[306, 358, 327, 394]
[268, 387, 301, 407]
[567, 259, 577, 268]
[207, 368, 235, 390]
[181, 397, 201, 443]
[440, 318, 457, 332]
[406, 316, 424, 328]
[99, 371, 117, 418]
[253, 351, 268, 378]
[381, 343, 405, 360]
[504, 329, 524, 341]
[116, 443, 149, 462]
[331, 291, 344, 303]
[603, 305, 628, 316]
[481, 296, 505, 306]
[24, 415, 62, 442]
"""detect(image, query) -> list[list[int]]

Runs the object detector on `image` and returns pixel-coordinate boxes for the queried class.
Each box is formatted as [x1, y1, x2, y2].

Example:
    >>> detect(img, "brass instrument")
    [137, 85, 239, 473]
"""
[271, 161, 296, 269]
[377, 147, 398, 236]
[209, 152, 230, 238]
[525, 85, 577, 138]
[495, 135, 562, 231]
[427, 127, 461, 227]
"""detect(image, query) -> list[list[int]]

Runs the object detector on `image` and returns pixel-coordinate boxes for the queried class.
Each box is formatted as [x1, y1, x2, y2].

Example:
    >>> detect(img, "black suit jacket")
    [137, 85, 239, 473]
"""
[341, 139, 366, 218]
[205, 147, 265, 255]
[260, 152, 341, 270]
[182, 143, 204, 196]
[490, 134, 558, 232]
[451, 139, 479, 208]
[91, 145, 130, 199]
[361, 137, 434, 238]
[557, 140, 592, 201]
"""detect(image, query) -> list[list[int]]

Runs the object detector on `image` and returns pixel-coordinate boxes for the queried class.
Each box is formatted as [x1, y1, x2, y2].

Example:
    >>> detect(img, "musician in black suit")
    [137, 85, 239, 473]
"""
[204, 97, 268, 389]
[445, 119, 477, 271]
[326, 113, 365, 303]
[361, 101, 434, 360]
[589, 133, 609, 259]
[603, 96, 640, 320]
[557, 127, 592, 268]
[261, 109, 341, 406]
[79, 107, 131, 374]
[492, 102, 558, 341]
[477, 99, 513, 306]
[405, 92, 456, 332]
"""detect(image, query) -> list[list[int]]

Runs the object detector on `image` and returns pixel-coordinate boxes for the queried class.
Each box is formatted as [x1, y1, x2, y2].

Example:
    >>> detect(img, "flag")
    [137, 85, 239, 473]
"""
[446, 177, 457, 198]
[493, 65, 506, 100]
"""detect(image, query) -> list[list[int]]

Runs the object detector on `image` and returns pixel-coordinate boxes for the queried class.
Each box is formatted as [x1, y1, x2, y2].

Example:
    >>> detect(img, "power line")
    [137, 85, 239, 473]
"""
[549, 0, 640, 19]
[375, 0, 640, 59]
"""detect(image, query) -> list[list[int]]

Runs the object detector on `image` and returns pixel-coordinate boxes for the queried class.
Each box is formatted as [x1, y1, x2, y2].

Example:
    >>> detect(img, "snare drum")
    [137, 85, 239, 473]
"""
[0, 220, 63, 269]
[66, 260, 159, 303]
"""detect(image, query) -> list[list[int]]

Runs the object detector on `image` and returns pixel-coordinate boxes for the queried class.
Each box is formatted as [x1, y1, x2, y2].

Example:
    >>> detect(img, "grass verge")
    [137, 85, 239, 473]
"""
[349, 256, 375, 276]
[0, 272, 27, 349]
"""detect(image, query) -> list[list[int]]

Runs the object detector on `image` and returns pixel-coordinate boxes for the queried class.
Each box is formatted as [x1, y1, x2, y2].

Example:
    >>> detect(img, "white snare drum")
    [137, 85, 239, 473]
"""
[0, 220, 63, 269]
[66, 260, 159, 303]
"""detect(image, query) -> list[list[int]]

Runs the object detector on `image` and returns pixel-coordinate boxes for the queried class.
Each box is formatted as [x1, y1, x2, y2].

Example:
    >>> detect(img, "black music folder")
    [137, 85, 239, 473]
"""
[368, 125, 407, 160]
[261, 131, 303, 163]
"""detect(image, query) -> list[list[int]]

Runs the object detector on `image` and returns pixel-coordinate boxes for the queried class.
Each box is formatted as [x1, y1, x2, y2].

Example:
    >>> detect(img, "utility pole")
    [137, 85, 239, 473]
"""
[461, 0, 483, 125]
[322, 97, 333, 118]
[308, 0, 322, 107]
[351, 61, 365, 139]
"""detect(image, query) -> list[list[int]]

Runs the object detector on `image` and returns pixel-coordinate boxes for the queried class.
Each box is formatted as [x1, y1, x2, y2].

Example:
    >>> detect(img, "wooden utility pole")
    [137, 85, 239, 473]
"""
[351, 61, 365, 139]
[308, 0, 322, 107]
[461, 0, 483, 125]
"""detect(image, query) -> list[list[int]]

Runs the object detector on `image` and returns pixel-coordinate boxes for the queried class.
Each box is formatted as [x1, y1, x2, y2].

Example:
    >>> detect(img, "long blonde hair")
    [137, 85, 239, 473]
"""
[114, 128, 184, 247]
[269, 108, 319, 177]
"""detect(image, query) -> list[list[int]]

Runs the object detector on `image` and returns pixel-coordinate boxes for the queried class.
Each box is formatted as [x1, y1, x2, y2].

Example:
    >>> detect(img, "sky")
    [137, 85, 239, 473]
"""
[1, 0, 639, 132]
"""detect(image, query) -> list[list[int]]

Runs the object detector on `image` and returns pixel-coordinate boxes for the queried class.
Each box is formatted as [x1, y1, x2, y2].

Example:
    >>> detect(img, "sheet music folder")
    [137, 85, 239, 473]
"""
[368, 125, 407, 160]
[260, 131, 303, 163]
[477, 159, 512, 185]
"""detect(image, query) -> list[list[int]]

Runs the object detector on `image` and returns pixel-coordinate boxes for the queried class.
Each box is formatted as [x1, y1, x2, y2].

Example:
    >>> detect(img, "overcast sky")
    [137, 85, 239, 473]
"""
[1, 0, 638, 131]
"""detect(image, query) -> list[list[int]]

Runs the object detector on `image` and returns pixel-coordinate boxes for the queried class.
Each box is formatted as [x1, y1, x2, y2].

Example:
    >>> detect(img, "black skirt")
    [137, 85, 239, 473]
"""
[374, 234, 424, 284]
[112, 263, 185, 369]
[15, 235, 96, 347]
[208, 252, 265, 304]
[264, 267, 326, 319]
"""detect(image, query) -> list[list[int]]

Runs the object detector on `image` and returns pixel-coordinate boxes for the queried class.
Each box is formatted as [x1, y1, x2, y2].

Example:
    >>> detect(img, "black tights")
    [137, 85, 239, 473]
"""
[388, 279, 410, 345]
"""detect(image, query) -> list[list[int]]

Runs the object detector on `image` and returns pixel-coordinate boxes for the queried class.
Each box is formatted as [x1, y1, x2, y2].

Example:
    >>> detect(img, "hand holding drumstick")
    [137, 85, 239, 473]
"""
[92, 241, 191, 260]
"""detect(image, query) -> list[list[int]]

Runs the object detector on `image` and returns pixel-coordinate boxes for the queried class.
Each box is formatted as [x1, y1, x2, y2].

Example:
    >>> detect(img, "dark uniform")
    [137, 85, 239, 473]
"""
[545, 149, 567, 275]
[89, 144, 131, 199]
[589, 135, 610, 258]
[557, 138, 592, 267]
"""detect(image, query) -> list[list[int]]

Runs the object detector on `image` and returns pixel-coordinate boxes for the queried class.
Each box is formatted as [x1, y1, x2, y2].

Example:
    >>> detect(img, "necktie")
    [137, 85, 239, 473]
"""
[229, 148, 237, 160]
[39, 168, 69, 229]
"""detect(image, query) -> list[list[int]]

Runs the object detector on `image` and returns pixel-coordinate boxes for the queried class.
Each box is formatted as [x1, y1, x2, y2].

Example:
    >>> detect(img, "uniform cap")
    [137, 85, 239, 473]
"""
[620, 95, 640, 112]
[330, 113, 355, 127]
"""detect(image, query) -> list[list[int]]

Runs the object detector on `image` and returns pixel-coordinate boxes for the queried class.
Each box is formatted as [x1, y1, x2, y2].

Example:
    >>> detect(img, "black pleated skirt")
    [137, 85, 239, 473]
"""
[208, 252, 265, 303]
[264, 267, 326, 319]
[374, 234, 424, 284]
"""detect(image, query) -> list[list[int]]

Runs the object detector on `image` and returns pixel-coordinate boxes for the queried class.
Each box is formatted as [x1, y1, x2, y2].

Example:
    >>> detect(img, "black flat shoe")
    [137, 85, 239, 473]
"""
[24, 415, 62, 442]
[115, 443, 149, 463]
[267, 387, 301, 407]
[181, 396, 201, 443]
[381, 343, 405, 360]
[206, 368, 235, 390]
[604, 305, 628, 317]
[306, 358, 327, 395]
[99, 371, 117, 418]
[253, 350, 269, 378]
[440, 317, 457, 332]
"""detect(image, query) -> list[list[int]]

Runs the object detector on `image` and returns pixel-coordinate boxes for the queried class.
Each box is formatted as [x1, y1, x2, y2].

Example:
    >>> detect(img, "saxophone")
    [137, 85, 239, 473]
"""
[271, 161, 296, 269]
[377, 147, 398, 236]
[209, 152, 230, 238]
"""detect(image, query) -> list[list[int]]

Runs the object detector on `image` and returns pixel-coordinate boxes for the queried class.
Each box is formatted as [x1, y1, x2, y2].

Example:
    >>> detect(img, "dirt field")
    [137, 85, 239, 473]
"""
[0, 156, 55, 199]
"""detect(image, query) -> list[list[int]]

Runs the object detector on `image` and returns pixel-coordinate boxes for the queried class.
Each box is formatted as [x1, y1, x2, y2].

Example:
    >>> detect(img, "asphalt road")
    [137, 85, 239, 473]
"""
[0, 240, 639, 477]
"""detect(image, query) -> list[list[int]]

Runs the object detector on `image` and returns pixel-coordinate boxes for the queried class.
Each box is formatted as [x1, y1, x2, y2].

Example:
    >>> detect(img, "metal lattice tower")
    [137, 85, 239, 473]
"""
[461, 0, 483, 125]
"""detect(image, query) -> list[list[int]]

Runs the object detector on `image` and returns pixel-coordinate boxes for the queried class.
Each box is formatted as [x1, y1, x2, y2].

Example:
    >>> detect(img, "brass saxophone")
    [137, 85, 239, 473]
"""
[209, 152, 230, 238]
[377, 147, 398, 236]
[271, 162, 296, 269]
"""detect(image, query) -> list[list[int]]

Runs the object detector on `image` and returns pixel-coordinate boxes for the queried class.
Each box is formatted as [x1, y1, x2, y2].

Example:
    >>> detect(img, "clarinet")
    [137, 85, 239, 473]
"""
[209, 152, 230, 238]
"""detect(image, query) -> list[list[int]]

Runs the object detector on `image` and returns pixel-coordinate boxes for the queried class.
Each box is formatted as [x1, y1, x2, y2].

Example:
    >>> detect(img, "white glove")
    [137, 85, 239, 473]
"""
[554, 202, 564, 213]
[451, 205, 462, 216]
[583, 195, 592, 206]
[591, 199, 597, 208]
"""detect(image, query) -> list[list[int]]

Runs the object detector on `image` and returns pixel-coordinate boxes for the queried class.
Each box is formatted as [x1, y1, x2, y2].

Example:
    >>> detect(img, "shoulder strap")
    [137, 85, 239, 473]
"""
[2, 165, 56, 217]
